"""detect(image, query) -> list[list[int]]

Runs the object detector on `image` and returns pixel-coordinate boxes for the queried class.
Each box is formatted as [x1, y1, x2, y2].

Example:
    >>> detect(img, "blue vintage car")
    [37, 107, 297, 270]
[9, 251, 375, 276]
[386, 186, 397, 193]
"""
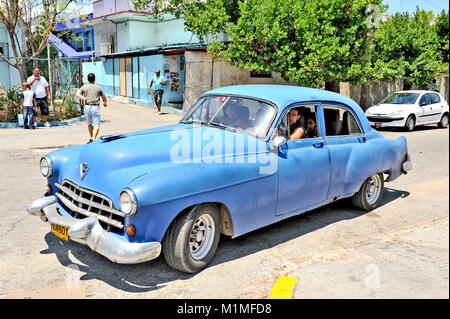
[28, 85, 412, 273]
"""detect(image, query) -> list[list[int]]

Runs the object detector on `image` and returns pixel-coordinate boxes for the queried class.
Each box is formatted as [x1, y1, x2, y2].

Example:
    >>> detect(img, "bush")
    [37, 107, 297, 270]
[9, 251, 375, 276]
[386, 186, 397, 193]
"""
[0, 83, 22, 122]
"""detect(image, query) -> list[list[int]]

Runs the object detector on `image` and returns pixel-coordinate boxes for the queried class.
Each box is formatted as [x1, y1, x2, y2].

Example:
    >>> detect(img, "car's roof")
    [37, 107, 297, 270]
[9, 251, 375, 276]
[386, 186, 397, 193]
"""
[205, 84, 359, 109]
[394, 90, 433, 94]
[204, 84, 373, 134]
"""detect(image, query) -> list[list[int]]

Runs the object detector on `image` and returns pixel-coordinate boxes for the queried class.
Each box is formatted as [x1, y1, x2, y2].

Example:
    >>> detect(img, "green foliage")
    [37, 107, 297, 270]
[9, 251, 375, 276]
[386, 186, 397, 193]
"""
[372, 9, 443, 89]
[209, 0, 384, 87]
[61, 94, 81, 120]
[132, 0, 448, 89]
[434, 10, 449, 73]
[0, 83, 22, 122]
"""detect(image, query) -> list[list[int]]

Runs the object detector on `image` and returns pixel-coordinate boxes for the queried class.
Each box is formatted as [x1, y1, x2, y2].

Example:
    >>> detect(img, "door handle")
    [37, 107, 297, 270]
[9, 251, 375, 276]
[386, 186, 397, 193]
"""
[313, 142, 324, 148]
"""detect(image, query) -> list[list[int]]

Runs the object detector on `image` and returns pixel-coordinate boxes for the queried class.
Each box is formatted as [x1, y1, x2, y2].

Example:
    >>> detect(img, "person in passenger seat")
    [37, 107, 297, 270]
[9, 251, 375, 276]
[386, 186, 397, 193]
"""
[304, 115, 318, 138]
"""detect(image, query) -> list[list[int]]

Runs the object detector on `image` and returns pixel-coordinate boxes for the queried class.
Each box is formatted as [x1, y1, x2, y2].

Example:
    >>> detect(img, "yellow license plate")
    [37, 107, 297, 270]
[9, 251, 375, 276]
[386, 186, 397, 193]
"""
[51, 223, 69, 241]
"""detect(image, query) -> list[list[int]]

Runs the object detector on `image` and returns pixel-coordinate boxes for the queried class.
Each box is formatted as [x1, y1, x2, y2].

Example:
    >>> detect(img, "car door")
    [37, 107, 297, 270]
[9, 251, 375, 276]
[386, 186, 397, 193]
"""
[429, 93, 444, 123]
[321, 104, 366, 200]
[275, 104, 331, 216]
[417, 93, 435, 124]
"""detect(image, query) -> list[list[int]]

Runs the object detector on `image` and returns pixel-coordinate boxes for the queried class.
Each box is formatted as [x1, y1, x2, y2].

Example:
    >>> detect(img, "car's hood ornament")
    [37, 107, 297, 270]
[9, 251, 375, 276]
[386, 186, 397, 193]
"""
[80, 163, 90, 180]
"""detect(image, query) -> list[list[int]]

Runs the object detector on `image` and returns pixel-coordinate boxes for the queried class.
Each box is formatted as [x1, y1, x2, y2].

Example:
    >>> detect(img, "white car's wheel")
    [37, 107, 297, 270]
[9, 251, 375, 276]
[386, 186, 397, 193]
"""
[404, 115, 415, 132]
[438, 113, 449, 128]
[163, 203, 221, 273]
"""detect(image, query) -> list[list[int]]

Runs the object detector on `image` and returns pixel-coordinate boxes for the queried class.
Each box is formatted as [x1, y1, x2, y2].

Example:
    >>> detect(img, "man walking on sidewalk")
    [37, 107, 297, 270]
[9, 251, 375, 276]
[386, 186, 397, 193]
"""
[148, 69, 166, 115]
[27, 68, 51, 127]
[75, 73, 107, 143]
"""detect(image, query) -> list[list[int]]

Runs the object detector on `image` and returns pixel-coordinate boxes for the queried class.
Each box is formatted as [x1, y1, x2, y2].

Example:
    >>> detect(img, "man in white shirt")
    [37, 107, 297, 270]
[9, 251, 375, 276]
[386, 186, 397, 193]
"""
[27, 68, 52, 127]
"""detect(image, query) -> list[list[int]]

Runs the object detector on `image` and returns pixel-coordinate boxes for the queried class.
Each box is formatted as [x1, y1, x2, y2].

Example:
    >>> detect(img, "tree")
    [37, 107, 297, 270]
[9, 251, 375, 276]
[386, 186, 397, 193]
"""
[434, 9, 449, 73]
[372, 9, 441, 89]
[0, 0, 73, 81]
[133, 0, 384, 88]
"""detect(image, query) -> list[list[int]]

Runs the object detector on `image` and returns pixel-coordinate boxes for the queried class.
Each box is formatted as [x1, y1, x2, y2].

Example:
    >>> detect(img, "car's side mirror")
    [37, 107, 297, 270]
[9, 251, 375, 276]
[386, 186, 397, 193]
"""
[269, 136, 287, 151]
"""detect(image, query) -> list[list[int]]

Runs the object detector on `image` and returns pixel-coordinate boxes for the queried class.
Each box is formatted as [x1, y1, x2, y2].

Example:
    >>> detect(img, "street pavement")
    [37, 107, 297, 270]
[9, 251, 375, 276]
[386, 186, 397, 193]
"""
[0, 98, 448, 299]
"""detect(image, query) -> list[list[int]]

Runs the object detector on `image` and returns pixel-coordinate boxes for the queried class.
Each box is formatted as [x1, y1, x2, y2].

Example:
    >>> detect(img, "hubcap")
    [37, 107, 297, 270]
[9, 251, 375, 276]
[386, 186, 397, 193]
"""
[441, 116, 448, 127]
[365, 174, 382, 205]
[189, 214, 215, 261]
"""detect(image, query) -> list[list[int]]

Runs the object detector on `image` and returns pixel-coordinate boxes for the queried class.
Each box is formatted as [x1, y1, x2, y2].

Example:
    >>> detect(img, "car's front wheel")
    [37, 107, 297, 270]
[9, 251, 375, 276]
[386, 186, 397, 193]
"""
[437, 113, 449, 128]
[163, 203, 221, 273]
[351, 173, 384, 211]
[404, 115, 415, 132]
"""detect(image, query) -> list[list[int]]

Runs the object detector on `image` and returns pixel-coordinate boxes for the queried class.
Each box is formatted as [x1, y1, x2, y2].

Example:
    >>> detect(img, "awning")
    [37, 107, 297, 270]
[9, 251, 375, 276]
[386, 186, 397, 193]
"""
[48, 33, 95, 59]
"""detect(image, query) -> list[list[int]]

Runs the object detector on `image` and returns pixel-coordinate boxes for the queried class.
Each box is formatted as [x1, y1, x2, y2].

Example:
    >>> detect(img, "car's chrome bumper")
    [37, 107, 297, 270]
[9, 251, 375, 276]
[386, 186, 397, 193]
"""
[27, 196, 161, 264]
[368, 117, 405, 128]
[402, 153, 413, 173]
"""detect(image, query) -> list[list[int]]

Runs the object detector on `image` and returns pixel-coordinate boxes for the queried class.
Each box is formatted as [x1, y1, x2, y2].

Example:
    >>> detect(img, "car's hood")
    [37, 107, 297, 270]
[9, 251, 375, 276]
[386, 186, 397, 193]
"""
[367, 104, 411, 115]
[54, 123, 267, 203]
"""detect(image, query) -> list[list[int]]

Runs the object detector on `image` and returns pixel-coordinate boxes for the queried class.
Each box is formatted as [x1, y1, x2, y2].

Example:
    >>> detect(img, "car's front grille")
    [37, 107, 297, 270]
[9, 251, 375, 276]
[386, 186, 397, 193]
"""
[367, 116, 404, 123]
[54, 180, 125, 234]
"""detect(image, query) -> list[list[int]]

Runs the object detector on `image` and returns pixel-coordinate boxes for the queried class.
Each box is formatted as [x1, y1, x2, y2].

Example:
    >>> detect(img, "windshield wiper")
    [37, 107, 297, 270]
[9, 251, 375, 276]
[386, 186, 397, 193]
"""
[207, 122, 237, 132]
[181, 119, 206, 125]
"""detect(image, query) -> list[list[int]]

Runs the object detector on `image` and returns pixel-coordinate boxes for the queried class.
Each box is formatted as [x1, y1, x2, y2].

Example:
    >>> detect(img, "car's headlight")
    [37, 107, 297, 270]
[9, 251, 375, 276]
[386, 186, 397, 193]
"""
[389, 111, 403, 117]
[119, 188, 138, 215]
[365, 109, 372, 116]
[40, 156, 53, 177]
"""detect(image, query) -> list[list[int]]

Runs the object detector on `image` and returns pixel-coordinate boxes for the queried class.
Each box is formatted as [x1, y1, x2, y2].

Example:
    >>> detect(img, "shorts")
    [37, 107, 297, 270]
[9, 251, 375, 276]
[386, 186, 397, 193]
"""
[154, 90, 163, 106]
[36, 97, 49, 115]
[84, 104, 101, 126]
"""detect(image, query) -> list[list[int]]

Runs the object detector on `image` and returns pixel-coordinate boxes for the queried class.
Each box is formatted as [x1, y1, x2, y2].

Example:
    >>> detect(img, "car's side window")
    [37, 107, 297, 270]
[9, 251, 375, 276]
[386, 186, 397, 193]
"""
[323, 105, 362, 136]
[430, 93, 441, 104]
[419, 94, 431, 106]
[275, 105, 319, 141]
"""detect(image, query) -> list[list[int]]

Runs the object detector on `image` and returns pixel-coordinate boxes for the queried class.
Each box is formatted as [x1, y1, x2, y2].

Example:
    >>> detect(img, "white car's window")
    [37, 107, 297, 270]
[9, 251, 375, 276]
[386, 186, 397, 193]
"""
[419, 94, 432, 106]
[430, 93, 441, 104]
[382, 93, 420, 105]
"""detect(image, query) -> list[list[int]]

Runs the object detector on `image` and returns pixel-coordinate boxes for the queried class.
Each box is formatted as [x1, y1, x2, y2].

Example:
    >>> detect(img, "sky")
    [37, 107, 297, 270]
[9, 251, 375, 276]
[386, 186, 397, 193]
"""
[383, 0, 449, 16]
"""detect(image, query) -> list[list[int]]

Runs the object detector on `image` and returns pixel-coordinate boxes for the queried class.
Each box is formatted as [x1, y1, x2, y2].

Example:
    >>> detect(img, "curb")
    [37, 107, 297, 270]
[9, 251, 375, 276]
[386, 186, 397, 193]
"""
[120, 97, 186, 115]
[0, 115, 86, 128]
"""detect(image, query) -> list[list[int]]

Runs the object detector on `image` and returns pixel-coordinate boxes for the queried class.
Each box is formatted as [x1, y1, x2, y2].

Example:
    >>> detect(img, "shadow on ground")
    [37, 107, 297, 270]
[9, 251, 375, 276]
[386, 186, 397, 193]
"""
[40, 187, 409, 294]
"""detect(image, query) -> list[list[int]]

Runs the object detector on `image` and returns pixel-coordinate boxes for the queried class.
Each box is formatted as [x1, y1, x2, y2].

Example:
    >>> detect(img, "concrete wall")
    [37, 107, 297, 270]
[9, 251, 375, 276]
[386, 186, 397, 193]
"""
[183, 51, 291, 111]
[338, 79, 403, 111]
[359, 79, 403, 110]
[439, 74, 449, 103]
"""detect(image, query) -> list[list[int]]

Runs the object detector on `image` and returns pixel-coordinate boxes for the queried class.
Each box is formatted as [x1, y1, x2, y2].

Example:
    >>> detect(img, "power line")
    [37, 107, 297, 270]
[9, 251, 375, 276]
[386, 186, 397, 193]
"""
[420, 0, 445, 10]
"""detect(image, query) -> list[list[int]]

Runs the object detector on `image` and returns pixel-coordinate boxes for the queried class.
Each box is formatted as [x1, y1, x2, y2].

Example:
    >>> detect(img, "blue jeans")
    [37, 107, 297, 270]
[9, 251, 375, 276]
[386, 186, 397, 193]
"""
[23, 106, 35, 128]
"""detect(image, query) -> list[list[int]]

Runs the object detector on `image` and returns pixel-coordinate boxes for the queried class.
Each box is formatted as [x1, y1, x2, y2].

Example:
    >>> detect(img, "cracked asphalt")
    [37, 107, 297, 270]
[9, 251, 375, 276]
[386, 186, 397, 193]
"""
[0, 99, 448, 299]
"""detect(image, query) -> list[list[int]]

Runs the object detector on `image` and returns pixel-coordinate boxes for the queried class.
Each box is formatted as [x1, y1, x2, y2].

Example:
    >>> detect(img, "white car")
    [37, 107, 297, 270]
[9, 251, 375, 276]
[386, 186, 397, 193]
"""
[365, 90, 449, 131]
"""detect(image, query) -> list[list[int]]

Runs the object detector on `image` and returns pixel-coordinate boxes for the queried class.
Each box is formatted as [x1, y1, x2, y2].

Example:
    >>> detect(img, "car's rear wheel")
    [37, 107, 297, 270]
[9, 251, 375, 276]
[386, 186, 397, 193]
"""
[163, 203, 221, 273]
[437, 113, 449, 128]
[405, 115, 415, 132]
[352, 173, 384, 211]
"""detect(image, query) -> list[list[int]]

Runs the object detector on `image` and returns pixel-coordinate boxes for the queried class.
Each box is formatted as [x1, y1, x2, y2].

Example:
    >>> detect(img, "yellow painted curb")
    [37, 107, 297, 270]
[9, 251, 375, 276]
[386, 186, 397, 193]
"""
[269, 276, 299, 299]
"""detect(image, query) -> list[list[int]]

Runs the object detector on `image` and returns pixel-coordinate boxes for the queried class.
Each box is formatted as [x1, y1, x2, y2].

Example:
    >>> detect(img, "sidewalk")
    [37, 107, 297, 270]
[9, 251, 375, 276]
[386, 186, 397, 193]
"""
[0, 98, 182, 152]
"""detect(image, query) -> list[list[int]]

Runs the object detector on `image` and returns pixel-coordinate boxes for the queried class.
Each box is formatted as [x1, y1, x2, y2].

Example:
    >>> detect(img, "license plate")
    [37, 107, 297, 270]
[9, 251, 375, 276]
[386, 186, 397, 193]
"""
[374, 122, 382, 128]
[51, 223, 69, 241]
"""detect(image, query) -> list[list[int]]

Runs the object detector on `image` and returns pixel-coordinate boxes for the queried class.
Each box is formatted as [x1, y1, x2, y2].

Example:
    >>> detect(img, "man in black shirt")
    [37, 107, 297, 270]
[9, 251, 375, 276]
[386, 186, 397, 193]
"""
[288, 107, 305, 140]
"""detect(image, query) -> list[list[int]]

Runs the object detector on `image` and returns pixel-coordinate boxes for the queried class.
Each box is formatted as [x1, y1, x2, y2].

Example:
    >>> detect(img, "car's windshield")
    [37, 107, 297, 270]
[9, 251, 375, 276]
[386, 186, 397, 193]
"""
[181, 95, 276, 138]
[381, 93, 420, 105]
